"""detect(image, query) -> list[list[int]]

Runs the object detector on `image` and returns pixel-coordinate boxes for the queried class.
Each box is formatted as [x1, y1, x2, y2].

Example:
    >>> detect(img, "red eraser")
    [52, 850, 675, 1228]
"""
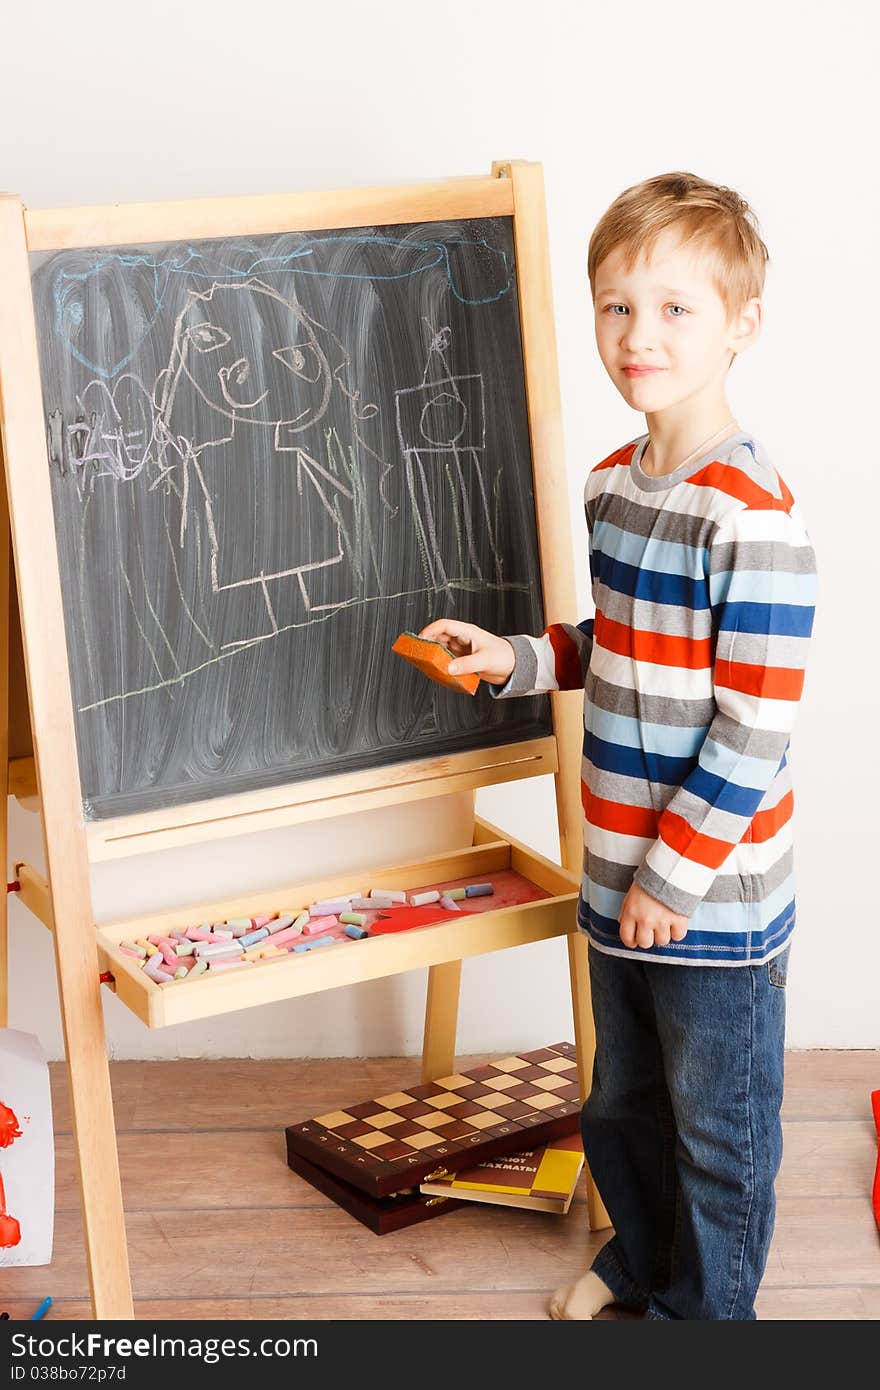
[392, 631, 480, 696]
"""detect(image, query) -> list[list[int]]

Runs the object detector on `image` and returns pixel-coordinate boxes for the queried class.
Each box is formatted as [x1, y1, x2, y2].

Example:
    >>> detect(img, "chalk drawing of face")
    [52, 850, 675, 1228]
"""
[163, 280, 333, 451]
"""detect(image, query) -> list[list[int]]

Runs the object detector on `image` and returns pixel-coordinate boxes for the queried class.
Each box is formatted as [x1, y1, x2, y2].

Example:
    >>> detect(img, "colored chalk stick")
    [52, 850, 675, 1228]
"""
[370, 888, 407, 903]
[303, 915, 338, 935]
[118, 946, 145, 959]
[391, 631, 480, 696]
[309, 899, 352, 917]
[188, 959, 209, 979]
[264, 925, 304, 948]
[439, 895, 461, 911]
[409, 890, 440, 906]
[194, 940, 244, 960]
[186, 926, 215, 941]
[238, 926, 270, 948]
[120, 940, 146, 957]
[292, 935, 335, 953]
[445, 887, 467, 901]
[173, 938, 195, 956]
[225, 917, 252, 930]
[339, 911, 367, 926]
[465, 883, 494, 897]
[144, 958, 174, 983]
[344, 924, 369, 940]
[349, 896, 391, 910]
[292, 911, 310, 932]
[266, 915, 294, 933]
[250, 913, 275, 929]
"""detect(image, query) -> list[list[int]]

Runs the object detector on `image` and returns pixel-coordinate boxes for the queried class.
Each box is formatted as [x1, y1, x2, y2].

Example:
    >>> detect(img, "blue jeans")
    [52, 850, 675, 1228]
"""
[582, 940, 788, 1320]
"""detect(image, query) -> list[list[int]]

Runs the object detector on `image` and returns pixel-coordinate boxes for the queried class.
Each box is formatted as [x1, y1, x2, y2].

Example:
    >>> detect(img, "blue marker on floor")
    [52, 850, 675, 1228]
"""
[32, 1297, 52, 1320]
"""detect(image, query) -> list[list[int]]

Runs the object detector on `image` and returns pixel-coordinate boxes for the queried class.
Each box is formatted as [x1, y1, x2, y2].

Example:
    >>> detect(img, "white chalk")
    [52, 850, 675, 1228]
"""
[409, 890, 440, 906]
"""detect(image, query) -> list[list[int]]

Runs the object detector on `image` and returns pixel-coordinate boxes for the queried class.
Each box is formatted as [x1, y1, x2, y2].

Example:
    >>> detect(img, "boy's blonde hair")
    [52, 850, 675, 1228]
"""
[588, 171, 769, 322]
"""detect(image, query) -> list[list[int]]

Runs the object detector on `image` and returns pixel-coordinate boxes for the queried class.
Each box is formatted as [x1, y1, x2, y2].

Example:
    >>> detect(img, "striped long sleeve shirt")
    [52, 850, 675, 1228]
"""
[488, 430, 817, 966]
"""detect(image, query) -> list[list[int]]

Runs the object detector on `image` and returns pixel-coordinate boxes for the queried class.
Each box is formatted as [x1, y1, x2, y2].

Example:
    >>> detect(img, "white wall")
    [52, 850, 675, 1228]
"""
[2, 0, 876, 1055]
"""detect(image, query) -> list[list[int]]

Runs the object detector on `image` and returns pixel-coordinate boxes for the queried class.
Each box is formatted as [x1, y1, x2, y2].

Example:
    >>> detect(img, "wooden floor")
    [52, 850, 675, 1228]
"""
[1, 1050, 878, 1320]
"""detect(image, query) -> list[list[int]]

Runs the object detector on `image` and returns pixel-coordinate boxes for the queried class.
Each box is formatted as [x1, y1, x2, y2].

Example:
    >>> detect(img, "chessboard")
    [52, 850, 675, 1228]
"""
[285, 1042, 582, 1201]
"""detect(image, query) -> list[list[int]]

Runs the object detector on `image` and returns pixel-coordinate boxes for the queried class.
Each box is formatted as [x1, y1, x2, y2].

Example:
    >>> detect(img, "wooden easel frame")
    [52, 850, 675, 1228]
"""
[0, 161, 608, 1321]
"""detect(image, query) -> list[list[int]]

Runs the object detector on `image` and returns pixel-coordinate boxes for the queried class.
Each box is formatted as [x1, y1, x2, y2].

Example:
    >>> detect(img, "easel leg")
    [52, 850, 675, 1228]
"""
[421, 961, 461, 1082]
[568, 932, 611, 1231]
[1, 466, 132, 1317]
[1, 517, 9, 1030]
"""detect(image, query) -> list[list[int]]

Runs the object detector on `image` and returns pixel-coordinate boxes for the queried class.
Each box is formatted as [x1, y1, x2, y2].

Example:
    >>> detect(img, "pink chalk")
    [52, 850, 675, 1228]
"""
[263, 925, 303, 948]
[302, 914, 338, 936]
[251, 913, 275, 929]
[186, 926, 214, 942]
[118, 946, 144, 959]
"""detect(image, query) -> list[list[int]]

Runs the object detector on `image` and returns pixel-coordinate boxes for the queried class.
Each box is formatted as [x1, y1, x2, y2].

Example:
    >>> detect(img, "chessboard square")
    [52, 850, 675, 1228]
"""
[384, 1120, 426, 1140]
[533, 1075, 569, 1092]
[346, 1100, 387, 1119]
[406, 1082, 446, 1100]
[406, 1130, 440, 1151]
[527, 1092, 560, 1111]
[397, 1100, 434, 1119]
[432, 1074, 473, 1090]
[481, 1074, 520, 1092]
[374, 1092, 415, 1109]
[488, 1057, 530, 1074]
[481, 1093, 517, 1110]
[469, 1111, 503, 1129]
[372, 1139, 417, 1161]
[438, 1119, 480, 1140]
[334, 1120, 374, 1139]
[455, 1085, 496, 1102]
[499, 1099, 542, 1120]
[352, 1131, 392, 1150]
[520, 1048, 558, 1064]
[315, 1110, 355, 1129]
[446, 1100, 486, 1119]
[509, 1065, 552, 1083]
[541, 1057, 577, 1074]
[505, 1081, 549, 1101]
[418, 1111, 457, 1130]
[426, 1092, 462, 1110]
[362, 1110, 401, 1129]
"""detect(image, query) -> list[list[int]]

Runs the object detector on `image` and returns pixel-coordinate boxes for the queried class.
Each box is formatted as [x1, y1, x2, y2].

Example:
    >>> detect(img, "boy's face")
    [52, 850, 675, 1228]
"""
[593, 228, 760, 413]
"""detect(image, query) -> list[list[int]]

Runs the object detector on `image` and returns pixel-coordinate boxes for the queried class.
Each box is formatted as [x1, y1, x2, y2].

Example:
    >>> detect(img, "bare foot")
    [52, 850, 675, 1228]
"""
[549, 1270, 615, 1320]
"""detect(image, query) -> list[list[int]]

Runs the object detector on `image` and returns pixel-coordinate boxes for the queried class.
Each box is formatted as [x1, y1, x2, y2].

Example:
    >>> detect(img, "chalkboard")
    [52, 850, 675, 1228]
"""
[28, 218, 551, 820]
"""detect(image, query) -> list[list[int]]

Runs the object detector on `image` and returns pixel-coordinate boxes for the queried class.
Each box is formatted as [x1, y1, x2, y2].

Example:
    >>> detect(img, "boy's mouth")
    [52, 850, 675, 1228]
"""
[623, 366, 665, 377]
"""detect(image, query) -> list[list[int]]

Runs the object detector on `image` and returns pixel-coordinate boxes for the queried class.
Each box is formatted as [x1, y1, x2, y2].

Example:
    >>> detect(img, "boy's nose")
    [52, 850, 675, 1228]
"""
[620, 318, 656, 353]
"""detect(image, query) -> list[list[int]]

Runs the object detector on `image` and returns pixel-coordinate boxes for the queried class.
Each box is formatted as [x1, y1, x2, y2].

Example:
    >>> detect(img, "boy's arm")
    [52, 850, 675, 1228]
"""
[486, 619, 595, 698]
[633, 502, 818, 919]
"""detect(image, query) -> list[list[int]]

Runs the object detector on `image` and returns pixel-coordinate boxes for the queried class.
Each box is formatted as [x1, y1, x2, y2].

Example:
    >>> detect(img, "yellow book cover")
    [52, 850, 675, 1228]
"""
[419, 1131, 584, 1214]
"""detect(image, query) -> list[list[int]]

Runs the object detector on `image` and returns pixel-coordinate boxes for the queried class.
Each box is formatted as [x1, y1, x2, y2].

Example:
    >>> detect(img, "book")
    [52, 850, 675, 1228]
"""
[418, 1130, 584, 1214]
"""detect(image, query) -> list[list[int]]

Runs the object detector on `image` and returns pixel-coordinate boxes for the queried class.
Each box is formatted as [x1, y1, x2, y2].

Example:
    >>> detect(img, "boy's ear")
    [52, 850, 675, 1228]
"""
[729, 297, 762, 358]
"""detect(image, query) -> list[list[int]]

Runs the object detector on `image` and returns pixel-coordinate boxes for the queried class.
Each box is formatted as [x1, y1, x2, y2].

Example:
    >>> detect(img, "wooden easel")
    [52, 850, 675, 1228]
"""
[0, 161, 609, 1321]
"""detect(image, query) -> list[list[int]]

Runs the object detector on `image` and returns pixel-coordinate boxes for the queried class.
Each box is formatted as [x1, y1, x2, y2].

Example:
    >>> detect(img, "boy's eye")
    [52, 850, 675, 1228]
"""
[602, 304, 689, 317]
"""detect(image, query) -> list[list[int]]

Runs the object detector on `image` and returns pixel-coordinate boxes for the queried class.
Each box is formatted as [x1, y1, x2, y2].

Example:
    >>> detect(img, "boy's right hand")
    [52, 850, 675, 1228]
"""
[417, 619, 516, 688]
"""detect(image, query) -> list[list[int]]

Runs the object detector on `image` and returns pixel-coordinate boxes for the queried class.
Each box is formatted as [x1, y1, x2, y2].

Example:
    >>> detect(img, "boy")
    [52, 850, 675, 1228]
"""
[418, 172, 817, 1320]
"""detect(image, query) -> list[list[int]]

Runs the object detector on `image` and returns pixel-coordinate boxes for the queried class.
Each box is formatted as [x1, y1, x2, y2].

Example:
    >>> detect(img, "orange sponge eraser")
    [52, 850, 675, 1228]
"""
[392, 631, 480, 696]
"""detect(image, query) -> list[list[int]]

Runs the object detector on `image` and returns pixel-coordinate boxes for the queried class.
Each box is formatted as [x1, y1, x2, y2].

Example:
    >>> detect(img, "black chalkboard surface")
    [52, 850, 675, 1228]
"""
[29, 218, 551, 820]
